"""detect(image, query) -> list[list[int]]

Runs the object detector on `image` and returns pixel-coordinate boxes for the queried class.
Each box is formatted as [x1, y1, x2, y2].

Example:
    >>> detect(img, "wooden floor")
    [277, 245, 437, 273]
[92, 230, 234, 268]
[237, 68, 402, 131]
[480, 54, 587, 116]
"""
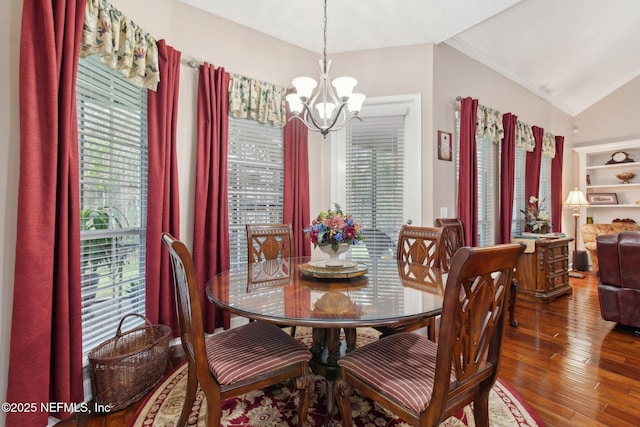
[57, 272, 640, 426]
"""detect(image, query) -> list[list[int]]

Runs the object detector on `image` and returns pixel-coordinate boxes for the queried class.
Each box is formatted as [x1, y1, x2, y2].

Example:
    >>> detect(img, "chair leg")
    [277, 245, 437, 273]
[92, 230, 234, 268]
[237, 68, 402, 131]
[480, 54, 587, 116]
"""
[509, 278, 518, 327]
[290, 325, 297, 338]
[296, 370, 316, 427]
[334, 379, 353, 427]
[473, 386, 491, 427]
[178, 362, 198, 427]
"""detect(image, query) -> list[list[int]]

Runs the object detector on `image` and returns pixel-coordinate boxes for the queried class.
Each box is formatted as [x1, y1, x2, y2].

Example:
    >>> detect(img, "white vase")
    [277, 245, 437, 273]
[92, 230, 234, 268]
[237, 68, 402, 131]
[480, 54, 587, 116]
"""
[319, 243, 351, 267]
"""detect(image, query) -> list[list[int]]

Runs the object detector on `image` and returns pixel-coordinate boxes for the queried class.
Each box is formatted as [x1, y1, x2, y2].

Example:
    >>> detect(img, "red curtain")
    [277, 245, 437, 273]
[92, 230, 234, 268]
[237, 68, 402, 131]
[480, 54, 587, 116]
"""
[457, 97, 479, 246]
[145, 40, 182, 337]
[193, 63, 231, 332]
[551, 135, 565, 232]
[7, 0, 87, 424]
[283, 111, 311, 257]
[524, 126, 544, 206]
[499, 113, 518, 244]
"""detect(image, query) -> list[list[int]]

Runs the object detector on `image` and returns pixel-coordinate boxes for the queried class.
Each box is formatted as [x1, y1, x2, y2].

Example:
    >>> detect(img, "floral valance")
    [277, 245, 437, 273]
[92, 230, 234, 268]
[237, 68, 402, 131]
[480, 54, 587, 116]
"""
[228, 74, 287, 127]
[515, 121, 535, 152]
[80, 0, 159, 91]
[476, 105, 503, 144]
[542, 132, 556, 158]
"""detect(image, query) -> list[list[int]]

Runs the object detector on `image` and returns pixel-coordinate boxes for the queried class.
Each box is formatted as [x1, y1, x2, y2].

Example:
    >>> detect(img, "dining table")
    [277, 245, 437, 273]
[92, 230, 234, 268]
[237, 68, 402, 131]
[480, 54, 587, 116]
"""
[206, 255, 446, 424]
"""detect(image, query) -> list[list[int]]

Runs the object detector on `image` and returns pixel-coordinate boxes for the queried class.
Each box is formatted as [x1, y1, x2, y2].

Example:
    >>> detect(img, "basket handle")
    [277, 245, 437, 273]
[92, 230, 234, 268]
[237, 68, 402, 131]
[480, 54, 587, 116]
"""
[115, 313, 154, 339]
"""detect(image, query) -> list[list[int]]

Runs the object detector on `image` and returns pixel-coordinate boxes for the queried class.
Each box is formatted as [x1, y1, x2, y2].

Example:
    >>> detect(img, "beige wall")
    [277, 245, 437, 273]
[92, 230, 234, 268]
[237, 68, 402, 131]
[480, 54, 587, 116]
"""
[432, 43, 575, 230]
[574, 76, 640, 146]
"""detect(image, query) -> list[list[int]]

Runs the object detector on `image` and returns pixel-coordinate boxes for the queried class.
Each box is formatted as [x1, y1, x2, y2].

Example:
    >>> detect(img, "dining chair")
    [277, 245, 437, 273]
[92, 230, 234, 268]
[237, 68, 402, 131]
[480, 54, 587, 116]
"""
[161, 232, 315, 427]
[375, 225, 443, 340]
[396, 225, 443, 268]
[245, 223, 298, 336]
[246, 223, 294, 262]
[334, 243, 524, 427]
[434, 218, 465, 273]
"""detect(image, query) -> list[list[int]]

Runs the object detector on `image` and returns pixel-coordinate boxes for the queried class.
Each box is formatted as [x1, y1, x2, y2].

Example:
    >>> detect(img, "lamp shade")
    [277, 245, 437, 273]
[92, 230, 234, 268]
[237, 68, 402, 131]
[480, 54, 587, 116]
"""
[563, 188, 590, 207]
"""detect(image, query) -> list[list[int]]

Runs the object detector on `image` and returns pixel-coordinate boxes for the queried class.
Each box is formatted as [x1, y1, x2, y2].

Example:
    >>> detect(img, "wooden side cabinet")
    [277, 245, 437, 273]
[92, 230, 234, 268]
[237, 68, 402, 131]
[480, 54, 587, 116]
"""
[513, 237, 573, 303]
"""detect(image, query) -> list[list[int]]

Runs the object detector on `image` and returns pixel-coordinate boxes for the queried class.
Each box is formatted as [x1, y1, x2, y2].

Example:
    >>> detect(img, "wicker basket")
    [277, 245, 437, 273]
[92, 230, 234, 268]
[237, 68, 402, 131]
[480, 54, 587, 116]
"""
[88, 313, 171, 411]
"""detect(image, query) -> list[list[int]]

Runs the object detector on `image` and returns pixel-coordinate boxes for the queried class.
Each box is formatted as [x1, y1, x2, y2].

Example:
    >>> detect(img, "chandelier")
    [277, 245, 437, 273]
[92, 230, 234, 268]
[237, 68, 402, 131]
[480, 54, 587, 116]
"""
[286, 0, 365, 138]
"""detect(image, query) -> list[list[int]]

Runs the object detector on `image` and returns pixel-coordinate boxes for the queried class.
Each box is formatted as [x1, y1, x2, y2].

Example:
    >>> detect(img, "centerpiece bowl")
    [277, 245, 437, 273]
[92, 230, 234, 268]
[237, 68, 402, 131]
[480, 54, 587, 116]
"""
[616, 172, 635, 184]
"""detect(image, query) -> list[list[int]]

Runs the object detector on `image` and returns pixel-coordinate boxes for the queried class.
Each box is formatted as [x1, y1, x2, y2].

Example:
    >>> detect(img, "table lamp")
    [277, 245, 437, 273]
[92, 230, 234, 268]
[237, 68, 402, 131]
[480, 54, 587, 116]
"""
[563, 188, 590, 278]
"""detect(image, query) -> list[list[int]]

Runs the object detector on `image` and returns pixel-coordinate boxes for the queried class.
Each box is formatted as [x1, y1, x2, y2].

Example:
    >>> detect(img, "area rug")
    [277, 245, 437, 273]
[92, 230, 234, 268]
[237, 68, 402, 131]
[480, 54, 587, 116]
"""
[129, 328, 543, 427]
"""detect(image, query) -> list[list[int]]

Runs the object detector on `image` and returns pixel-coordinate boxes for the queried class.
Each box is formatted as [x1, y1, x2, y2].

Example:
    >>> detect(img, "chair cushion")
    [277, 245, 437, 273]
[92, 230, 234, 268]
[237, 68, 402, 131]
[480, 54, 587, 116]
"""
[337, 332, 454, 413]
[206, 321, 311, 385]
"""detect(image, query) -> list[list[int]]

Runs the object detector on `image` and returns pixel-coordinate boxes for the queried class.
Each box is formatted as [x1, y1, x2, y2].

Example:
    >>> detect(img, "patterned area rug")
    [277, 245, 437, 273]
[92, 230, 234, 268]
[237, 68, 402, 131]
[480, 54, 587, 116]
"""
[129, 328, 543, 427]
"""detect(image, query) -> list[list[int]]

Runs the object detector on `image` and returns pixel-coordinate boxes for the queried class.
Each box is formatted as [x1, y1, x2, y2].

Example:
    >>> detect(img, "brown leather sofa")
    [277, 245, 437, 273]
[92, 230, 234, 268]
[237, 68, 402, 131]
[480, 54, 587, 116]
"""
[596, 231, 640, 329]
[581, 223, 640, 272]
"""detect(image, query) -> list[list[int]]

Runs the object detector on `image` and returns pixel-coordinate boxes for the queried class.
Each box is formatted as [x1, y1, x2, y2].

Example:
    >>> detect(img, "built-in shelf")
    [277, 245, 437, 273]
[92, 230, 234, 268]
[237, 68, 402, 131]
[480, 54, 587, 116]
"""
[587, 183, 640, 189]
[586, 161, 640, 171]
[575, 140, 640, 225]
[587, 204, 640, 208]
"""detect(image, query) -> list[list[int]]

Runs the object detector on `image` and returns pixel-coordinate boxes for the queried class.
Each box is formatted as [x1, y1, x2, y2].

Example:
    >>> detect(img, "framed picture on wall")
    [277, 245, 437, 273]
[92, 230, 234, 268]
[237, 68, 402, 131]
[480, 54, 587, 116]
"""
[438, 131, 453, 161]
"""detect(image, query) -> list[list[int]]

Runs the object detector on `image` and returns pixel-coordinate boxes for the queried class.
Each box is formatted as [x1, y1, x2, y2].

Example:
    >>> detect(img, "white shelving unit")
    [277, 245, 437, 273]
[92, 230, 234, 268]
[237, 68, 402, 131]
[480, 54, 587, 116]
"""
[575, 140, 640, 224]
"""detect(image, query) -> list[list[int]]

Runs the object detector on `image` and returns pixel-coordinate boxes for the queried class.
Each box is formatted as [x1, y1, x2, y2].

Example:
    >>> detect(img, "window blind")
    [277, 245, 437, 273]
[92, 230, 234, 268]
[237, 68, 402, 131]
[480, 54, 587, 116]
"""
[227, 117, 284, 268]
[345, 115, 406, 259]
[76, 55, 148, 357]
[476, 136, 496, 246]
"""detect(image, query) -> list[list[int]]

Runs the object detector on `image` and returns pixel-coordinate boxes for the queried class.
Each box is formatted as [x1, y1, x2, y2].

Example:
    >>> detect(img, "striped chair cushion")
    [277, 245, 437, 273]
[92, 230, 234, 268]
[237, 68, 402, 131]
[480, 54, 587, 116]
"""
[337, 332, 454, 413]
[206, 321, 311, 385]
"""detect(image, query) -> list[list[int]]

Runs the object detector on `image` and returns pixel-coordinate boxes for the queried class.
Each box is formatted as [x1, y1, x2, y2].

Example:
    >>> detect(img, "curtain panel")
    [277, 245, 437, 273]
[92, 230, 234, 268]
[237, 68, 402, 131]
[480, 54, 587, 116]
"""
[7, 0, 87, 425]
[515, 120, 535, 152]
[551, 136, 565, 232]
[228, 74, 287, 126]
[283, 105, 311, 257]
[476, 104, 503, 144]
[80, 0, 159, 90]
[525, 126, 544, 206]
[457, 97, 479, 246]
[543, 132, 556, 158]
[499, 113, 518, 244]
[145, 40, 181, 337]
[193, 63, 231, 332]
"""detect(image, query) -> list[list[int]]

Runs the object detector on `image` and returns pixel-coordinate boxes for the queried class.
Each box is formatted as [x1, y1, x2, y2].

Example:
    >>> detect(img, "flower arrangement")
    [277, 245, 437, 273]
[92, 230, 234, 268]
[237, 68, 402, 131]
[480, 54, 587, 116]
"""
[521, 196, 551, 233]
[305, 203, 364, 250]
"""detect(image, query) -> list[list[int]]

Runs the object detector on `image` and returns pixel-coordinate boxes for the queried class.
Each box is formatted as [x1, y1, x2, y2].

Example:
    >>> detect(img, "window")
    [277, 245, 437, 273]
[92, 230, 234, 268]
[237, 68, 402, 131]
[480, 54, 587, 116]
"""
[333, 95, 421, 259]
[227, 117, 284, 267]
[76, 55, 148, 357]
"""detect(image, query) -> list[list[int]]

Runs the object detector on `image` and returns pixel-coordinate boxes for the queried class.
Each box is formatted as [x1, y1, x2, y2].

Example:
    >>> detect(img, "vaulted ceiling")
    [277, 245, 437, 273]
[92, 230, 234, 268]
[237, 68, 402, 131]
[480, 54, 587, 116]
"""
[178, 0, 640, 116]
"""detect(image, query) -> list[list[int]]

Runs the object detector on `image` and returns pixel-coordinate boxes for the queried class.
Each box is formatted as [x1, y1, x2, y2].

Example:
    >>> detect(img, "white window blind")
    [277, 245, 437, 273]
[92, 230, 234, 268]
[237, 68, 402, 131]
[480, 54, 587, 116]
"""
[76, 55, 148, 357]
[227, 117, 284, 267]
[345, 115, 406, 259]
[512, 149, 527, 235]
[477, 136, 497, 246]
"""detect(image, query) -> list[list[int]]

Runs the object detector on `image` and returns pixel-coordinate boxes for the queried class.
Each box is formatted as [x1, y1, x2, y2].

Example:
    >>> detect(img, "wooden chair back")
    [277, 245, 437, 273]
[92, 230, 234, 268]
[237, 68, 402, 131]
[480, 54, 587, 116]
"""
[435, 218, 465, 272]
[428, 243, 524, 423]
[246, 223, 294, 261]
[335, 243, 524, 427]
[162, 232, 314, 426]
[396, 225, 443, 268]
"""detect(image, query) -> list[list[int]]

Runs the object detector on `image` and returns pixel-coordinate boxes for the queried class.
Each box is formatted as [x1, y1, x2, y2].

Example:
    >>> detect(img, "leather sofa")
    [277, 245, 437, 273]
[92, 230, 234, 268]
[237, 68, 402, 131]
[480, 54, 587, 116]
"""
[596, 231, 640, 329]
[581, 223, 640, 272]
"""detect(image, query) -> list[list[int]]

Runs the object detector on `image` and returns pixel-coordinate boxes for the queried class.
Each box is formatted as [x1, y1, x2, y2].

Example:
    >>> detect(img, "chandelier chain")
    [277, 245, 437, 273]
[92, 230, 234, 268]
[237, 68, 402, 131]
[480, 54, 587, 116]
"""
[322, 0, 328, 70]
